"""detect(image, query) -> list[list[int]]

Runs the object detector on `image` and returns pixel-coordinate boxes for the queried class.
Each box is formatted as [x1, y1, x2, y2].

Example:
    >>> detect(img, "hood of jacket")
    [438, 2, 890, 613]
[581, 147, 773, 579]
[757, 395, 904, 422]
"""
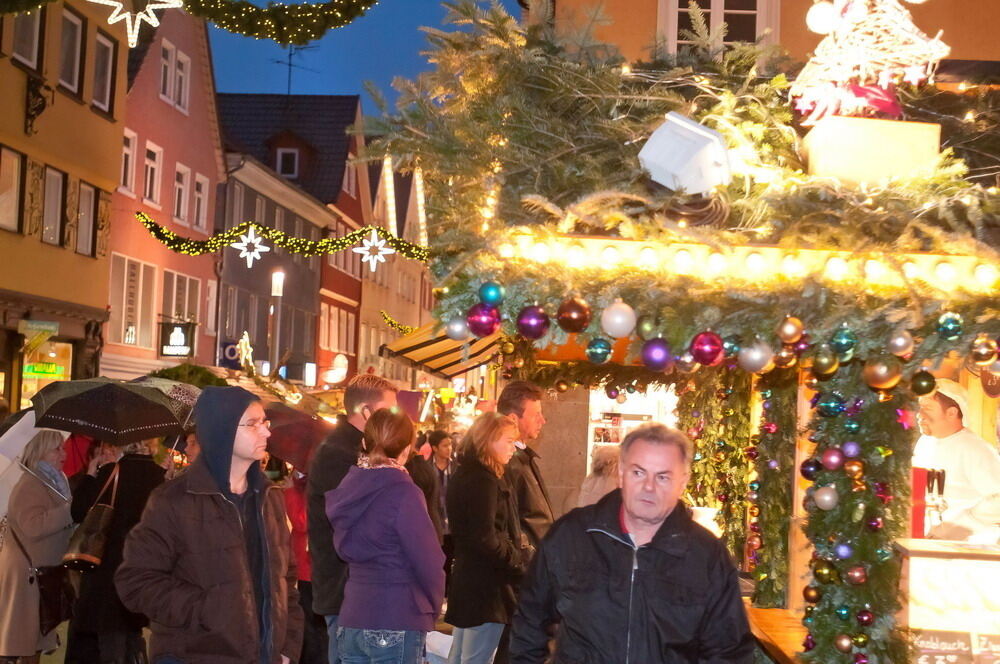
[192, 385, 264, 496]
[325, 465, 414, 560]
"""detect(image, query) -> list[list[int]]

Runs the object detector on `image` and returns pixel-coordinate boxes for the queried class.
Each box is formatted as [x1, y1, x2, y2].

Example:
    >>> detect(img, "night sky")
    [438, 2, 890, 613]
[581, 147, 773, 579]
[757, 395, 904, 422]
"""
[210, 0, 523, 114]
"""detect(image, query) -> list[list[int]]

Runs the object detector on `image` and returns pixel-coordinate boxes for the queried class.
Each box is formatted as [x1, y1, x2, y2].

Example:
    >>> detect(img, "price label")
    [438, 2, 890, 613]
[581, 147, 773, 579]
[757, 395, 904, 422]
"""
[916, 631, 974, 664]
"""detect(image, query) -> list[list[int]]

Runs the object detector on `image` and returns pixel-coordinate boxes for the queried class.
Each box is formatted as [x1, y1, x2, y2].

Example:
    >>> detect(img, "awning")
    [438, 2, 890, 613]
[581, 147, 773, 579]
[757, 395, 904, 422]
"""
[379, 324, 500, 380]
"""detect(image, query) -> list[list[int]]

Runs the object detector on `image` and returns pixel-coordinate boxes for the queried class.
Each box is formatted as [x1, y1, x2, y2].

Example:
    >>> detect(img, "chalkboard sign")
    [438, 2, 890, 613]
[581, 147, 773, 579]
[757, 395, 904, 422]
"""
[916, 631, 974, 664]
[975, 634, 1000, 664]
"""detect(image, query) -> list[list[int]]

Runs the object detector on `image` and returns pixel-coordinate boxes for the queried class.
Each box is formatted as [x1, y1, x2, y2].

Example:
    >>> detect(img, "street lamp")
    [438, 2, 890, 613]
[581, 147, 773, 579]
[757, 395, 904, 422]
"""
[268, 269, 285, 375]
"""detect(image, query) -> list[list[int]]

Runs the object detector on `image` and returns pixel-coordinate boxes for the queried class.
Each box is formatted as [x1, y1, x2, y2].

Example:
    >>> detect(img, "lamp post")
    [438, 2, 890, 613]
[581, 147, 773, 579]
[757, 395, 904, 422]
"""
[268, 269, 285, 375]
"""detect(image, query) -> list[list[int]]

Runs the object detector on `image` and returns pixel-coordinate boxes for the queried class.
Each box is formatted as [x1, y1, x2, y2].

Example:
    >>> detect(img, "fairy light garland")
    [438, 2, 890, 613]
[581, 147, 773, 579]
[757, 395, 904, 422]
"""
[135, 212, 429, 263]
[380, 311, 415, 335]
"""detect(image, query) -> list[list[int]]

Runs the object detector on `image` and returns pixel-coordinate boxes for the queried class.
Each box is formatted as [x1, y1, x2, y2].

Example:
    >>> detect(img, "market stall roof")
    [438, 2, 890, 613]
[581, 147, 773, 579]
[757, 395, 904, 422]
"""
[380, 324, 500, 380]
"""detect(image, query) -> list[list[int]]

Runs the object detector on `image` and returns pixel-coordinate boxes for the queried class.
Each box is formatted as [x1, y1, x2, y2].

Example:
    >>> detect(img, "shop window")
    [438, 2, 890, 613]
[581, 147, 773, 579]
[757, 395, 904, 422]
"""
[12, 10, 42, 70]
[0, 148, 24, 232]
[109, 254, 156, 348]
[92, 32, 116, 112]
[20, 342, 73, 410]
[76, 182, 96, 256]
[58, 9, 84, 94]
[42, 167, 65, 245]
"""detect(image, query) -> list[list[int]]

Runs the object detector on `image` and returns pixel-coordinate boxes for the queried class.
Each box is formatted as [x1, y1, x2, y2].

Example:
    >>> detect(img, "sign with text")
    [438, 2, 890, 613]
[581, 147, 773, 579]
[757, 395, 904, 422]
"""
[18, 319, 59, 355]
[159, 322, 194, 358]
[220, 342, 242, 370]
[916, 631, 975, 664]
[975, 634, 1000, 664]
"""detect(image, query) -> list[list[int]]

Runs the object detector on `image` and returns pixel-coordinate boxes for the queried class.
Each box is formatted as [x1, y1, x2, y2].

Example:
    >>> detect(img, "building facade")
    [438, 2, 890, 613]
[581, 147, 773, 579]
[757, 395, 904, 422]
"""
[101, 11, 225, 378]
[0, 2, 127, 409]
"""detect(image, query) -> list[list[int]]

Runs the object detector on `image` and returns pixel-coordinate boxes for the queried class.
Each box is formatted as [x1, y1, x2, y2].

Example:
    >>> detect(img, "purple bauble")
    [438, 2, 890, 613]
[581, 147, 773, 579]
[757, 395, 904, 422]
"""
[516, 305, 550, 340]
[605, 386, 620, 399]
[842, 440, 861, 458]
[821, 447, 845, 470]
[866, 516, 883, 532]
[767, 459, 780, 470]
[834, 543, 853, 559]
[689, 330, 724, 366]
[642, 338, 673, 371]
[800, 458, 822, 481]
[467, 303, 500, 338]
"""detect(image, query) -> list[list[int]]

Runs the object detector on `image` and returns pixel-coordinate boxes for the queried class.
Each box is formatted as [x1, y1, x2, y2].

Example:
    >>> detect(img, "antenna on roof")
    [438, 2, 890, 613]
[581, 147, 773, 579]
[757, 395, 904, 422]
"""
[269, 45, 320, 96]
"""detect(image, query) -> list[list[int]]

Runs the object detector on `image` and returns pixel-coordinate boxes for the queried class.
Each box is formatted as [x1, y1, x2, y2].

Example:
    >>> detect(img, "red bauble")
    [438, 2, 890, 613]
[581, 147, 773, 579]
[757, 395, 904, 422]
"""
[803, 586, 821, 603]
[690, 330, 724, 366]
[821, 447, 845, 470]
[856, 609, 875, 626]
[846, 565, 868, 585]
[556, 297, 592, 333]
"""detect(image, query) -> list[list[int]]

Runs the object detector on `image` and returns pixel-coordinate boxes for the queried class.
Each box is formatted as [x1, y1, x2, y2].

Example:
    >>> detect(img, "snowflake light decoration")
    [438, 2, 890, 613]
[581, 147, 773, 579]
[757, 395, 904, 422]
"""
[230, 226, 271, 269]
[352, 229, 396, 272]
[86, 0, 184, 48]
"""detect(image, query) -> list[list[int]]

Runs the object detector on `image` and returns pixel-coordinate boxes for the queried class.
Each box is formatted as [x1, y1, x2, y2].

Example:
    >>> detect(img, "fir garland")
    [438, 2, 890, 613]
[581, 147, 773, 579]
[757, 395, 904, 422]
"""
[750, 368, 798, 608]
[135, 212, 429, 262]
[183, 0, 380, 45]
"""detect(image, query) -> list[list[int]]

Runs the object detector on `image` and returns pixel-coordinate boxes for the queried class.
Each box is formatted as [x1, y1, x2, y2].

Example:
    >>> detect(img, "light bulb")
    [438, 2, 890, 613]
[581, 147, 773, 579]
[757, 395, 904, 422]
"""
[806, 1, 837, 34]
[974, 263, 998, 288]
[601, 245, 622, 267]
[825, 257, 849, 281]
[638, 246, 661, 270]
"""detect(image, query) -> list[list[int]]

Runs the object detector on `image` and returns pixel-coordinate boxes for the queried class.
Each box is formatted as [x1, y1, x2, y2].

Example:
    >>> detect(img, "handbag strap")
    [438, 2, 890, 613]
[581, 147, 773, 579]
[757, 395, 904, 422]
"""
[92, 463, 120, 509]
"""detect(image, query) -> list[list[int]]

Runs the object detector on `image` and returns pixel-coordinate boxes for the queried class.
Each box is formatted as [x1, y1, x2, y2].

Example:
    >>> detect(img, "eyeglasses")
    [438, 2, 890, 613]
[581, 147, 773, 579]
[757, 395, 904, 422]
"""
[237, 419, 271, 430]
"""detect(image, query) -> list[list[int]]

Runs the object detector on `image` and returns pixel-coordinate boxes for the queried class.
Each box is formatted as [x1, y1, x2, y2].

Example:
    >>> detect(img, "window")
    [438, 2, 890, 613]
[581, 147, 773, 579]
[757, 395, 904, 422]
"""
[659, 0, 771, 53]
[342, 163, 357, 197]
[92, 33, 116, 112]
[143, 142, 163, 205]
[224, 285, 237, 338]
[76, 182, 96, 256]
[59, 10, 84, 94]
[109, 254, 156, 347]
[248, 294, 259, 342]
[293, 217, 302, 264]
[193, 174, 209, 231]
[330, 309, 341, 353]
[340, 309, 350, 356]
[319, 303, 329, 350]
[206, 279, 218, 334]
[254, 195, 265, 224]
[120, 129, 136, 192]
[359, 323, 367, 359]
[162, 270, 200, 326]
[347, 313, 356, 355]
[173, 164, 190, 223]
[12, 10, 42, 70]
[273, 208, 284, 255]
[230, 183, 244, 228]
[276, 149, 299, 178]
[159, 40, 175, 102]
[42, 168, 65, 245]
[174, 52, 190, 112]
[0, 148, 24, 232]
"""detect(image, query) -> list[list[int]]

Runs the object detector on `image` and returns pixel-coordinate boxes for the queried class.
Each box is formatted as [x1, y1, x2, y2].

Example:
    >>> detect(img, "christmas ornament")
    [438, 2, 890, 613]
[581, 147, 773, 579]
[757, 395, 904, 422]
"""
[800, 458, 822, 481]
[844, 419, 861, 433]
[722, 335, 742, 357]
[748, 505, 760, 517]
[690, 330, 724, 366]
[813, 559, 838, 584]
[970, 333, 999, 365]
[516, 305, 551, 340]
[749, 480, 760, 491]
[936, 312, 963, 340]
[896, 409, 916, 429]
[230, 225, 272, 268]
[830, 325, 858, 355]
[821, 448, 845, 470]
[88, 0, 184, 48]
[605, 386, 620, 399]
[876, 547, 893, 562]
[636, 315, 661, 341]
[737, 340, 774, 373]
[747, 534, 763, 550]
[554, 379, 570, 393]
[745, 447, 759, 461]
[641, 339, 674, 372]
[852, 634, 870, 648]
[887, 329, 915, 357]
[854, 654, 870, 664]
[803, 633, 816, 651]
[773, 345, 798, 369]
[910, 370, 936, 396]
[600, 299, 637, 339]
[844, 459, 865, 479]
[836, 605, 851, 620]
[842, 440, 861, 458]
[512, 358, 525, 368]
[776, 316, 805, 344]
[814, 485, 840, 510]
[478, 281, 505, 306]
[863, 355, 903, 390]
[874, 482, 893, 504]
[466, 303, 501, 337]
[803, 585, 821, 603]
[746, 491, 759, 502]
[803, 375, 820, 390]
[625, 384, 637, 394]
[834, 634, 854, 653]
[866, 516, 883, 531]
[556, 297, 592, 333]
[812, 344, 840, 377]
[674, 351, 700, 374]
[500, 341, 516, 355]
[794, 334, 812, 355]
[616, 394, 628, 404]
[762, 422, 778, 434]
[856, 610, 874, 627]
[445, 316, 471, 341]
[835, 543, 853, 559]
[353, 229, 397, 272]
[586, 338, 613, 364]
[816, 392, 847, 417]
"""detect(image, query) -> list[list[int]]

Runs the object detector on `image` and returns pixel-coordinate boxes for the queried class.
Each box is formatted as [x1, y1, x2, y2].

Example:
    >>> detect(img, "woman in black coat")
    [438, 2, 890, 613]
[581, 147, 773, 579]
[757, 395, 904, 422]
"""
[445, 413, 528, 664]
[65, 441, 166, 664]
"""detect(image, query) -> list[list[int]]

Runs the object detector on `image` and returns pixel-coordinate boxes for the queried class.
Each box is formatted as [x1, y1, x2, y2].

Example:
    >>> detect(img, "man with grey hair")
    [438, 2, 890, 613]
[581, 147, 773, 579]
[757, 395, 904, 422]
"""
[510, 423, 753, 664]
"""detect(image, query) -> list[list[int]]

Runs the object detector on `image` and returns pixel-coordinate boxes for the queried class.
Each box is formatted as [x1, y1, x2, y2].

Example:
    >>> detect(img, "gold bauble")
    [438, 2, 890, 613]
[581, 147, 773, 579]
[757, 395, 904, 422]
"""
[834, 634, 854, 653]
[812, 345, 840, 377]
[500, 341, 516, 355]
[777, 316, 805, 344]
[844, 459, 865, 479]
[863, 355, 903, 390]
[774, 345, 798, 369]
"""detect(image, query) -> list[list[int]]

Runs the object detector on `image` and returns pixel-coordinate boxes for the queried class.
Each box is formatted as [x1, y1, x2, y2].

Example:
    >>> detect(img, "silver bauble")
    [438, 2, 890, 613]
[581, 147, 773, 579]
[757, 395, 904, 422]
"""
[813, 486, 840, 511]
[887, 329, 915, 357]
[600, 299, 637, 339]
[675, 351, 700, 374]
[445, 317, 471, 341]
[738, 340, 775, 373]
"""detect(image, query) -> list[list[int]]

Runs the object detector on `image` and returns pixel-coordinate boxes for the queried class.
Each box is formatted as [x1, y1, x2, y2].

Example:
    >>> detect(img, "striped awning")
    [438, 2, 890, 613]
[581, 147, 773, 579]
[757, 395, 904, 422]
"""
[379, 324, 500, 380]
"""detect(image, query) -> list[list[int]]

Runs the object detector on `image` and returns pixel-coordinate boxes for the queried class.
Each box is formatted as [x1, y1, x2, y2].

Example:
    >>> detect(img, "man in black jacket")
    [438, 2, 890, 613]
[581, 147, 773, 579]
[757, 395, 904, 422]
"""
[498, 381, 551, 548]
[510, 423, 753, 664]
[306, 374, 397, 664]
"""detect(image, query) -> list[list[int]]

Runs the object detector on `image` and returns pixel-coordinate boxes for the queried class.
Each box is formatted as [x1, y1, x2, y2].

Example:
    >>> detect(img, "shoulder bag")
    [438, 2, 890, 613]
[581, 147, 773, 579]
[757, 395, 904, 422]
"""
[63, 463, 119, 572]
[8, 518, 75, 635]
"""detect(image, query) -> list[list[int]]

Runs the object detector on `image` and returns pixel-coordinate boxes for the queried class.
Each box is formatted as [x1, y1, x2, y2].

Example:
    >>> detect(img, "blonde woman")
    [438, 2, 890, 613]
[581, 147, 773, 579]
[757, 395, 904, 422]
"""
[576, 445, 620, 508]
[446, 412, 528, 664]
[0, 430, 74, 662]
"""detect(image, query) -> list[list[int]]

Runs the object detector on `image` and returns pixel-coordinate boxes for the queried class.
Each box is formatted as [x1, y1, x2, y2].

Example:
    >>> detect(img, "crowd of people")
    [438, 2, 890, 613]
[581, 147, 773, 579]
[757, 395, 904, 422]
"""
[0, 374, 753, 664]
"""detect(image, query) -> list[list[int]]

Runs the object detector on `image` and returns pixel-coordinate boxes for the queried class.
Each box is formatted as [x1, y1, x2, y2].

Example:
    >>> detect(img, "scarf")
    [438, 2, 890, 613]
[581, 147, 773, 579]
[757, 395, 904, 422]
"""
[34, 460, 71, 500]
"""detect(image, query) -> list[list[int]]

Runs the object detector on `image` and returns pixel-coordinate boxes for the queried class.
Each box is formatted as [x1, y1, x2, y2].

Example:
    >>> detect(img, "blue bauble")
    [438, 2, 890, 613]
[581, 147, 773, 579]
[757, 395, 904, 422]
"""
[936, 312, 963, 340]
[478, 281, 505, 306]
[722, 335, 742, 358]
[749, 480, 761, 491]
[834, 543, 853, 559]
[835, 605, 851, 621]
[800, 458, 822, 481]
[586, 337, 613, 364]
[844, 419, 861, 434]
[816, 392, 847, 417]
[830, 326, 858, 354]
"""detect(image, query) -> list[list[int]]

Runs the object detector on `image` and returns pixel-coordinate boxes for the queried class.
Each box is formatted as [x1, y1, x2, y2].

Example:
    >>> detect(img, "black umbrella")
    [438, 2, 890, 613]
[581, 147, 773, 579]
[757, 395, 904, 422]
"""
[32, 377, 188, 445]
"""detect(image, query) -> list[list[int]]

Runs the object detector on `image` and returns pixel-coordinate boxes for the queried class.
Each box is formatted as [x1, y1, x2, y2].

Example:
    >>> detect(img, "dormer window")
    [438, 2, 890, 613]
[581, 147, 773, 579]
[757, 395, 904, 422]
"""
[277, 148, 299, 178]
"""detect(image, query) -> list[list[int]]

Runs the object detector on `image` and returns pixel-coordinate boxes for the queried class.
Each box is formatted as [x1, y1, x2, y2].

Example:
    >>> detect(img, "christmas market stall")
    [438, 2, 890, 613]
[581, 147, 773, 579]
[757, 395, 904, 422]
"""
[367, 2, 1000, 663]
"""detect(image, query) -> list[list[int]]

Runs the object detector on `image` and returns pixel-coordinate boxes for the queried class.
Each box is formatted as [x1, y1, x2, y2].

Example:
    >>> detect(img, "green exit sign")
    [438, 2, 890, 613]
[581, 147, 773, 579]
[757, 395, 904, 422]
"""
[24, 363, 65, 378]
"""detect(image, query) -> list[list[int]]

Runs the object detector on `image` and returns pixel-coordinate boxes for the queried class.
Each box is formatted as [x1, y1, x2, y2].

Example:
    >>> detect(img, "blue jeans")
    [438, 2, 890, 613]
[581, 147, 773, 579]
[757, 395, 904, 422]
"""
[337, 627, 426, 664]
[326, 614, 341, 664]
[447, 623, 505, 664]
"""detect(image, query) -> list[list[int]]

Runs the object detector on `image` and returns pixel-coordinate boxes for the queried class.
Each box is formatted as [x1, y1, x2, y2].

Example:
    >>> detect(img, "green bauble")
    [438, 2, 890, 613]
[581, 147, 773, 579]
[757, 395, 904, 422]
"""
[812, 560, 838, 584]
[830, 325, 858, 354]
[936, 312, 963, 340]
[911, 370, 936, 396]
[636, 315, 661, 341]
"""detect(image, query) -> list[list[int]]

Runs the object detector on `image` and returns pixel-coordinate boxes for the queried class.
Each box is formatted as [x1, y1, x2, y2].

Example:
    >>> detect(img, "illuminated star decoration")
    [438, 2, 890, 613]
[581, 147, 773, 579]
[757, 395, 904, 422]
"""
[86, 0, 183, 48]
[895, 408, 916, 430]
[352, 229, 396, 272]
[230, 226, 271, 269]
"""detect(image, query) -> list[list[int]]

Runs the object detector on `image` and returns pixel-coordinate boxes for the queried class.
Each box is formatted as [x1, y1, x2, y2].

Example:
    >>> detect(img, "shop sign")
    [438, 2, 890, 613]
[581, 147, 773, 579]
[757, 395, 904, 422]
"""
[23, 362, 66, 378]
[983, 370, 1000, 398]
[160, 322, 194, 357]
[219, 342, 241, 369]
[18, 320, 59, 355]
[915, 630, 974, 664]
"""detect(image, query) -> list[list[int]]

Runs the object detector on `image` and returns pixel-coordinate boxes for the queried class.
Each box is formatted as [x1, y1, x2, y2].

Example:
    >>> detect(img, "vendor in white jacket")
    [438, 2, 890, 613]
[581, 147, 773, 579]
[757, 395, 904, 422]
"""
[914, 379, 1000, 543]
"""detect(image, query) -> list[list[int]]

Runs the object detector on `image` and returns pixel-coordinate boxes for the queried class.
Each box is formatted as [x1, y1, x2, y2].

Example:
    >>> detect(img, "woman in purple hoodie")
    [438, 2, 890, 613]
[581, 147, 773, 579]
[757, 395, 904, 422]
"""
[325, 408, 445, 664]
